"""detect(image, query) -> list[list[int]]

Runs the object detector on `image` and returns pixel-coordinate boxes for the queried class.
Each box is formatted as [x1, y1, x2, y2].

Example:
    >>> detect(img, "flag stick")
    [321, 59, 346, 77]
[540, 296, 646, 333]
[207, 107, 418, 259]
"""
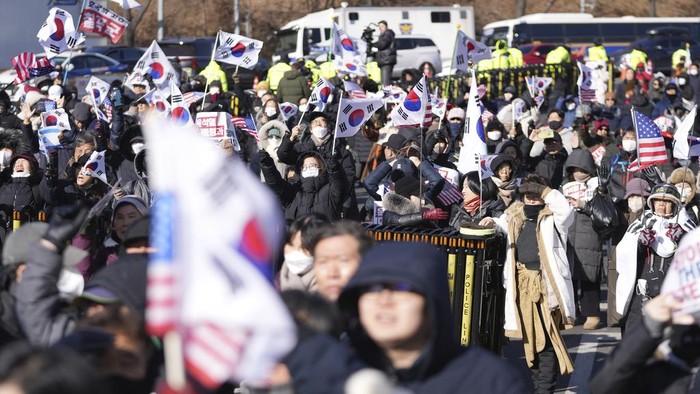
[418, 77, 429, 209]
[444, 25, 461, 102]
[630, 107, 641, 171]
[200, 31, 221, 111]
[63, 0, 89, 85]
[332, 96, 343, 155]
[163, 331, 186, 390]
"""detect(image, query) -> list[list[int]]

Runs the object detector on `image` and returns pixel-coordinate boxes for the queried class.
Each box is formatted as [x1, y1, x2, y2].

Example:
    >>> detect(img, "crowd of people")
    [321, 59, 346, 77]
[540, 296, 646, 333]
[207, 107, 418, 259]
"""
[0, 19, 699, 393]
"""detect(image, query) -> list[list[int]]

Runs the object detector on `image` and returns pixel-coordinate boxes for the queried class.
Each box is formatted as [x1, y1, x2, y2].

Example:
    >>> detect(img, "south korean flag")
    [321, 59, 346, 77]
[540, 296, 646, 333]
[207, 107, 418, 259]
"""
[37, 7, 85, 59]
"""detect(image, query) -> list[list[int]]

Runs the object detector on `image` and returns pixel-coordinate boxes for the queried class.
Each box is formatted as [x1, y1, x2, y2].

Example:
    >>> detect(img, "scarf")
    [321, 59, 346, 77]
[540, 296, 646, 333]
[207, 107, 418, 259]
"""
[463, 195, 481, 215]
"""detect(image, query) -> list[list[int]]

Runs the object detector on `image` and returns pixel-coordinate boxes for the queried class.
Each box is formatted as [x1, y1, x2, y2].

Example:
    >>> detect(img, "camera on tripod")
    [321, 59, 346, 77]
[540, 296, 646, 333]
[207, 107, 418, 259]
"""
[361, 23, 377, 57]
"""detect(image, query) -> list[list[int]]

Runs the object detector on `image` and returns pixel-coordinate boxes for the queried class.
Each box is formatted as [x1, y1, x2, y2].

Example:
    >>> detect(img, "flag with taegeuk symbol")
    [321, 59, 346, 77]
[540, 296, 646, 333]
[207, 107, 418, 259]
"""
[627, 109, 669, 172]
[390, 75, 430, 127]
[143, 116, 296, 389]
[334, 97, 383, 139]
[37, 7, 85, 59]
[81, 150, 108, 184]
[215, 31, 263, 70]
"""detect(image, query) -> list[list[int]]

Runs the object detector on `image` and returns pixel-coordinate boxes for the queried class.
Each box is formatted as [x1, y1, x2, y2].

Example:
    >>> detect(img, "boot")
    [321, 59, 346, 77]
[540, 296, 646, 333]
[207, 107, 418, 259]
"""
[583, 315, 600, 330]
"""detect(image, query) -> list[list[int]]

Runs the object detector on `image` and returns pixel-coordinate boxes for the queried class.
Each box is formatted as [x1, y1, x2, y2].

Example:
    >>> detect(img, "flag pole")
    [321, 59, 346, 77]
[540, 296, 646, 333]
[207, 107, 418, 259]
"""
[200, 30, 221, 111]
[332, 96, 343, 155]
[444, 25, 461, 102]
[630, 106, 642, 171]
[63, 0, 89, 85]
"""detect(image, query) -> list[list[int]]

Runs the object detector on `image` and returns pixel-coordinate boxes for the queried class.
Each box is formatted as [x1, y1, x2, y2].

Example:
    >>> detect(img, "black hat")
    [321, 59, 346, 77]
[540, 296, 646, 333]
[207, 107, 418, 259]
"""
[391, 170, 420, 198]
[308, 112, 329, 123]
[72, 102, 92, 122]
[122, 216, 150, 247]
[489, 154, 516, 174]
[382, 134, 406, 152]
[79, 254, 148, 315]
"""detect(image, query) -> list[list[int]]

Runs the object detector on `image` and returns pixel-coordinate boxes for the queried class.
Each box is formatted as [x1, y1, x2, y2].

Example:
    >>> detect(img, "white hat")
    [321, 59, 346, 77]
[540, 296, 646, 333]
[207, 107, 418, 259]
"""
[447, 107, 465, 120]
[48, 85, 63, 102]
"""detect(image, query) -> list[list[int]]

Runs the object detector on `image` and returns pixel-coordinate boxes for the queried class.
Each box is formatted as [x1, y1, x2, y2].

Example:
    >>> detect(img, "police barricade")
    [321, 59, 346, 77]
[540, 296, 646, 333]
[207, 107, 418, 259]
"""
[362, 224, 506, 354]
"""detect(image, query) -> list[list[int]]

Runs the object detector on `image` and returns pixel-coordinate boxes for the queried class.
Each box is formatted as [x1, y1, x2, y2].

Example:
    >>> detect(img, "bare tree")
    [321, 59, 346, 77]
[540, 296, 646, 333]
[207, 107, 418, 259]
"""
[122, 0, 154, 46]
[517, 0, 527, 16]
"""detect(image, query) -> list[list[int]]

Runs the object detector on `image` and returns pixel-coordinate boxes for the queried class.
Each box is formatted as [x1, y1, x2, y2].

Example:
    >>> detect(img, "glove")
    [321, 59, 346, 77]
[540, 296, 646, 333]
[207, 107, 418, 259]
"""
[666, 223, 684, 243]
[642, 167, 662, 186]
[422, 208, 449, 221]
[258, 150, 273, 165]
[597, 162, 611, 193]
[514, 121, 523, 136]
[44, 204, 88, 251]
[638, 227, 656, 247]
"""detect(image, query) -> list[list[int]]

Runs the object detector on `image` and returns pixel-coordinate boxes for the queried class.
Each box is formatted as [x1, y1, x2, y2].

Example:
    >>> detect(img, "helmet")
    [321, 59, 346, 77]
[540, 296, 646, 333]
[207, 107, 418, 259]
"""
[647, 183, 681, 211]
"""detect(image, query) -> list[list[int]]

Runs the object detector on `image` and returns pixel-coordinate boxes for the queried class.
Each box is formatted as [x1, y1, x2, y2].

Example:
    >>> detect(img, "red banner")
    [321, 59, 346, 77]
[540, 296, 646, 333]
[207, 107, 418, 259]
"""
[79, 0, 129, 44]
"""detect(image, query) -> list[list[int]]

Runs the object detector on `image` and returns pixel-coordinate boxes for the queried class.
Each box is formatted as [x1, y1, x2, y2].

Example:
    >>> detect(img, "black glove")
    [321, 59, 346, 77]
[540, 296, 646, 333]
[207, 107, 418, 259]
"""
[597, 162, 611, 194]
[527, 120, 536, 134]
[514, 122, 523, 136]
[44, 204, 88, 251]
[642, 167, 662, 186]
[258, 149, 273, 166]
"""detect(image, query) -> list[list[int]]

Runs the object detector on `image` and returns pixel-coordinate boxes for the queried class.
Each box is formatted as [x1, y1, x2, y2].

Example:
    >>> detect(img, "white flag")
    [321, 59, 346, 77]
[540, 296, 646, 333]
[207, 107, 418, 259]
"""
[170, 80, 193, 127]
[453, 30, 491, 72]
[390, 75, 429, 126]
[143, 116, 296, 387]
[479, 154, 499, 179]
[279, 102, 298, 122]
[431, 95, 447, 119]
[111, 0, 142, 9]
[142, 88, 171, 115]
[125, 40, 177, 95]
[82, 150, 108, 184]
[308, 76, 334, 112]
[577, 62, 597, 103]
[534, 77, 553, 92]
[37, 8, 85, 59]
[41, 108, 71, 130]
[673, 106, 698, 160]
[86, 76, 111, 106]
[334, 57, 367, 77]
[457, 71, 488, 174]
[215, 31, 263, 69]
[512, 98, 527, 123]
[335, 97, 383, 138]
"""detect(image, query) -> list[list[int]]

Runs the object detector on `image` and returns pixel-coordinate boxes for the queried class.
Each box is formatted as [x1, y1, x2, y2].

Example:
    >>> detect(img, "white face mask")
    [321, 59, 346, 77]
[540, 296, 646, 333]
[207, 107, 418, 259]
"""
[628, 196, 644, 213]
[131, 142, 145, 155]
[301, 167, 319, 178]
[622, 140, 637, 153]
[209, 87, 220, 94]
[567, 103, 576, 111]
[676, 184, 692, 202]
[257, 90, 266, 98]
[265, 107, 278, 117]
[284, 250, 314, 275]
[690, 69, 699, 76]
[487, 131, 502, 141]
[11, 172, 30, 178]
[298, 104, 309, 113]
[311, 126, 329, 139]
[267, 136, 282, 148]
[503, 93, 513, 101]
[678, 78, 687, 85]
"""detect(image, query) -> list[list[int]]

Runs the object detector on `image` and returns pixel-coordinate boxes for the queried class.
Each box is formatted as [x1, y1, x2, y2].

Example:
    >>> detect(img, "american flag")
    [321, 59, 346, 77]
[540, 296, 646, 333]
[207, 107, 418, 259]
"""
[627, 109, 669, 172]
[435, 182, 464, 206]
[232, 115, 258, 141]
[343, 80, 366, 99]
[103, 96, 113, 123]
[12, 52, 53, 85]
[183, 91, 206, 107]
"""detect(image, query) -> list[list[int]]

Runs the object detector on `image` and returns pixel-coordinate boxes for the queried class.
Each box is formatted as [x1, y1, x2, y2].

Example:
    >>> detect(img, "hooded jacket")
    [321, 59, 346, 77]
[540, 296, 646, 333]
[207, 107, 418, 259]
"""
[258, 120, 289, 178]
[374, 28, 397, 67]
[260, 151, 348, 222]
[337, 242, 528, 393]
[276, 69, 311, 105]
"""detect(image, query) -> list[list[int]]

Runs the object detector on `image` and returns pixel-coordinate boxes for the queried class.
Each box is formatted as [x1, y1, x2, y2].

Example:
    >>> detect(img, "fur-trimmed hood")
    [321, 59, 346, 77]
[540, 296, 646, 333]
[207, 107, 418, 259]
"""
[257, 119, 289, 150]
[382, 191, 419, 215]
[668, 167, 696, 204]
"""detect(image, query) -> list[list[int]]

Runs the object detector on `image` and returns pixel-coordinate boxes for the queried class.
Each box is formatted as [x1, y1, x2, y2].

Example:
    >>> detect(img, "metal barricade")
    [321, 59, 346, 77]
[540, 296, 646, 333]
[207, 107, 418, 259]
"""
[362, 224, 506, 354]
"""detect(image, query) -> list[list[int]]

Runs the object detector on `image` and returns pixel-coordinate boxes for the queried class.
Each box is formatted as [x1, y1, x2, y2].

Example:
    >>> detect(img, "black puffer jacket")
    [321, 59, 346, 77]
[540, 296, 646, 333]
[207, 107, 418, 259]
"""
[260, 151, 348, 222]
[374, 29, 397, 66]
[277, 133, 357, 188]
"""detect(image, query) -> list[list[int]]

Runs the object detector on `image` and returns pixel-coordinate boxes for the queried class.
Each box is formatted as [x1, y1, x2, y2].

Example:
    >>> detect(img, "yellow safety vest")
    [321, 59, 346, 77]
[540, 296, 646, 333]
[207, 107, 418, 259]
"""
[629, 49, 648, 70]
[491, 49, 510, 69]
[507, 48, 524, 68]
[318, 61, 338, 80]
[266, 62, 292, 92]
[199, 62, 228, 92]
[367, 61, 381, 84]
[587, 45, 608, 62]
[672, 49, 689, 69]
[545, 46, 570, 64]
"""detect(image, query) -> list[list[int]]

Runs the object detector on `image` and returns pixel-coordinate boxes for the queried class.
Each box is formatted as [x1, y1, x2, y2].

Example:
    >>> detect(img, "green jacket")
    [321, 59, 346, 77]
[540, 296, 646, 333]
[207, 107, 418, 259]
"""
[277, 69, 311, 105]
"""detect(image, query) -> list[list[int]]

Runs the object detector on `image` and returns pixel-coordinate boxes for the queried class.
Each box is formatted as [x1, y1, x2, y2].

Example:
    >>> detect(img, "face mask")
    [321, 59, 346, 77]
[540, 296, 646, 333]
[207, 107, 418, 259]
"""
[11, 172, 30, 178]
[676, 185, 692, 202]
[523, 204, 543, 220]
[548, 120, 562, 130]
[131, 142, 145, 155]
[487, 131, 502, 141]
[311, 126, 328, 139]
[628, 196, 644, 213]
[210, 87, 220, 94]
[449, 122, 462, 137]
[690, 69, 699, 76]
[284, 250, 314, 275]
[301, 167, 319, 178]
[503, 93, 513, 101]
[257, 90, 266, 98]
[267, 137, 281, 148]
[298, 104, 309, 112]
[678, 78, 687, 86]
[566, 103, 576, 111]
[265, 107, 278, 117]
[667, 94, 677, 101]
[622, 140, 637, 153]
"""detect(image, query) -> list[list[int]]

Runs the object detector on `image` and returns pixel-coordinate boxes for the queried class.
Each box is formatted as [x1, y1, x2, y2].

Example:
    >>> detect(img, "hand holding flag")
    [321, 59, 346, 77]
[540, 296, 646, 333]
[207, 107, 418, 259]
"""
[308, 77, 334, 112]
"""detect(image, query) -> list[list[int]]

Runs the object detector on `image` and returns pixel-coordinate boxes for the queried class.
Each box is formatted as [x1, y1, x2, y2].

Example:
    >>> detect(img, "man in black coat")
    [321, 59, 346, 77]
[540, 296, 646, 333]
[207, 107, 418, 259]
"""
[372, 20, 397, 87]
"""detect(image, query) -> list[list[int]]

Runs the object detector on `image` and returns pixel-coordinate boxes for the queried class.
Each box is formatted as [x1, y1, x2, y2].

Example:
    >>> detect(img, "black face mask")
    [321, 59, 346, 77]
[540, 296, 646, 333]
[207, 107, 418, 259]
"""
[548, 120, 562, 130]
[523, 204, 543, 220]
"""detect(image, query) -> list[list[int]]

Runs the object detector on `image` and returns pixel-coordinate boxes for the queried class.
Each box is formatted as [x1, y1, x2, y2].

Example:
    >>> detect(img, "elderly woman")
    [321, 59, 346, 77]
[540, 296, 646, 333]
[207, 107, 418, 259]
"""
[481, 174, 575, 393]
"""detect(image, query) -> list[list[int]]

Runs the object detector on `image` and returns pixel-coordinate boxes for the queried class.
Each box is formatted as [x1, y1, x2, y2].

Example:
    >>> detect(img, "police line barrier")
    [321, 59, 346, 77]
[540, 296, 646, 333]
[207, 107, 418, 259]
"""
[429, 62, 615, 103]
[362, 224, 506, 353]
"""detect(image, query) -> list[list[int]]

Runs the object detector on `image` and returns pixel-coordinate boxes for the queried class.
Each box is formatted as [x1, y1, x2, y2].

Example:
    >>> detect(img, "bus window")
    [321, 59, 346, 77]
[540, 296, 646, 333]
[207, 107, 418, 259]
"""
[277, 29, 297, 53]
[513, 24, 531, 44]
[600, 24, 636, 41]
[483, 27, 509, 47]
[304, 28, 322, 45]
[529, 24, 564, 41]
[349, 12, 359, 22]
[431, 12, 451, 23]
[563, 23, 601, 43]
